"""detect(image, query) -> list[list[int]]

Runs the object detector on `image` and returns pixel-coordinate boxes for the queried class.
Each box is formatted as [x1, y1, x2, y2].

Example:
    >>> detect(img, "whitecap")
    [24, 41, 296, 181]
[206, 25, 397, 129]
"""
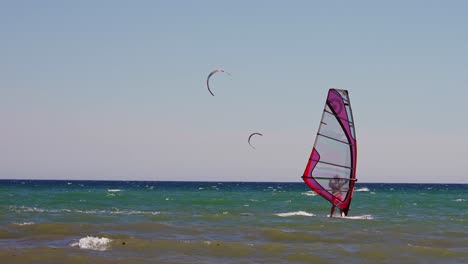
[10, 206, 159, 216]
[275, 211, 315, 217]
[107, 189, 122, 192]
[355, 187, 370, 192]
[240, 213, 253, 216]
[111, 210, 160, 215]
[302, 191, 317, 196]
[340, 215, 374, 220]
[71, 236, 112, 251]
[13, 222, 35, 226]
[453, 198, 465, 202]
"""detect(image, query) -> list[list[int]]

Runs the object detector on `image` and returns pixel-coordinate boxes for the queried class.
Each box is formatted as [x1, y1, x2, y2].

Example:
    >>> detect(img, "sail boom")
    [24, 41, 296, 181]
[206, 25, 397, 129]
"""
[302, 176, 357, 181]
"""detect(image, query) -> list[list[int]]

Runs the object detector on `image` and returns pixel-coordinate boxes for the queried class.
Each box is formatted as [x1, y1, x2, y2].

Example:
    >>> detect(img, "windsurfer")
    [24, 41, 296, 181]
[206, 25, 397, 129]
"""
[329, 175, 347, 217]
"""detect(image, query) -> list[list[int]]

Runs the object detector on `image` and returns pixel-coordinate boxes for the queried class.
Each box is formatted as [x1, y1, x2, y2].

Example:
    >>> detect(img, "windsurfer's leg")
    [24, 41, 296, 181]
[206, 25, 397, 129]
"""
[330, 206, 335, 218]
[340, 210, 344, 217]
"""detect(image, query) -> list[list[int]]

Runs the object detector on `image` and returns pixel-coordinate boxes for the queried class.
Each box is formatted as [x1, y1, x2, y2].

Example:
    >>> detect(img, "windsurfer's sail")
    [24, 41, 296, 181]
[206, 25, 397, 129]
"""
[302, 89, 357, 216]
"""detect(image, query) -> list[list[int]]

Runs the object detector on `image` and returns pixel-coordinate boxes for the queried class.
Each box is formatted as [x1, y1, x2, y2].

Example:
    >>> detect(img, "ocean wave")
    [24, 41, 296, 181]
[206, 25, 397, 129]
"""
[453, 198, 465, 202]
[355, 187, 370, 192]
[301, 191, 317, 196]
[275, 211, 315, 217]
[239, 213, 253, 216]
[10, 206, 160, 216]
[71, 236, 112, 251]
[107, 189, 122, 192]
[341, 215, 373, 220]
[13, 222, 35, 226]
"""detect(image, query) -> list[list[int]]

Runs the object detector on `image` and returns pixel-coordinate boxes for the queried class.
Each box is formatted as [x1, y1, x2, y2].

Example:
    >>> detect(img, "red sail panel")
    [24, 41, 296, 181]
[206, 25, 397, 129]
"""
[302, 89, 357, 215]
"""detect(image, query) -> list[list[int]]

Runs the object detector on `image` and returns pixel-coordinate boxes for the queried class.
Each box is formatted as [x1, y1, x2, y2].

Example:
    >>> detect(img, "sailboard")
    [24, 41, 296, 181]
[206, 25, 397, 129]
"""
[302, 88, 357, 216]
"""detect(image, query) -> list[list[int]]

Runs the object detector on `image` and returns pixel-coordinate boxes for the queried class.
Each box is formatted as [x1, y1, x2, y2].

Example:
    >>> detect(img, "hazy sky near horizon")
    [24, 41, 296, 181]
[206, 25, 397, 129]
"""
[1, 1, 467, 183]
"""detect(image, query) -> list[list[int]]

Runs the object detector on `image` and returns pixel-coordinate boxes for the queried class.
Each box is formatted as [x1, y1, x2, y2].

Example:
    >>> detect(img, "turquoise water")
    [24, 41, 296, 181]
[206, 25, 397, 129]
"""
[0, 180, 466, 263]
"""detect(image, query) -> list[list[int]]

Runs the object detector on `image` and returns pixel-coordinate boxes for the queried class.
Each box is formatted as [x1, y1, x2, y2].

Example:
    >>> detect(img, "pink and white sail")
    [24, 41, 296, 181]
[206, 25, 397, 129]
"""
[302, 89, 357, 216]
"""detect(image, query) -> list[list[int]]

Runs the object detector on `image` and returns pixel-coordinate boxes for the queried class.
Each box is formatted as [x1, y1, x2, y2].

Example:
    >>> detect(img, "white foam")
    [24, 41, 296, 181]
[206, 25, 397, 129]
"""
[10, 206, 159, 215]
[275, 211, 315, 217]
[339, 215, 373, 220]
[122, 210, 160, 215]
[107, 189, 122, 192]
[454, 198, 465, 202]
[240, 213, 253, 216]
[14, 222, 35, 226]
[302, 191, 317, 196]
[355, 187, 370, 192]
[71, 236, 112, 251]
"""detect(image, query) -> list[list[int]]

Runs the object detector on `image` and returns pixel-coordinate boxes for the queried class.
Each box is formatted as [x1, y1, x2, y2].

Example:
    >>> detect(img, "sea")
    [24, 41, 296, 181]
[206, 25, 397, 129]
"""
[0, 180, 466, 264]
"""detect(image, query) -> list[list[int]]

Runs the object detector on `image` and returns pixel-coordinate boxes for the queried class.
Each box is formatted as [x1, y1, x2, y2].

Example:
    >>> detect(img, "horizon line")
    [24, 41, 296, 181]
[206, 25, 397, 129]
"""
[0, 178, 466, 185]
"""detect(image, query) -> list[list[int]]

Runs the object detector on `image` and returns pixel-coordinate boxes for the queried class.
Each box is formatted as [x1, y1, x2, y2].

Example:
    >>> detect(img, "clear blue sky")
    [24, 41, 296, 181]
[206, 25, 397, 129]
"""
[1, 1, 467, 183]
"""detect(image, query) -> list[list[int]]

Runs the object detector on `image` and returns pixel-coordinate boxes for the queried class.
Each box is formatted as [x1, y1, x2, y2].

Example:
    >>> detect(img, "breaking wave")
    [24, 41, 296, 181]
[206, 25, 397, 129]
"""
[275, 211, 315, 217]
[10, 206, 160, 215]
[71, 236, 112, 251]
[301, 191, 317, 196]
[13, 222, 35, 226]
[355, 187, 370, 192]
